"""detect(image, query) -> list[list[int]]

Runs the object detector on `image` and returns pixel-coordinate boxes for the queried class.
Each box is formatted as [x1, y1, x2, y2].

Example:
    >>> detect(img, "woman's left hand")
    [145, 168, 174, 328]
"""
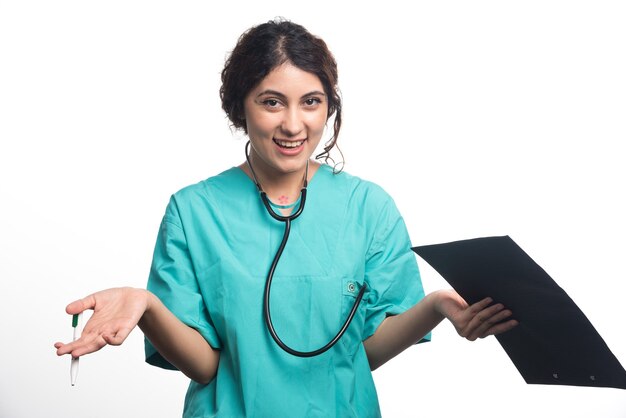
[435, 289, 518, 341]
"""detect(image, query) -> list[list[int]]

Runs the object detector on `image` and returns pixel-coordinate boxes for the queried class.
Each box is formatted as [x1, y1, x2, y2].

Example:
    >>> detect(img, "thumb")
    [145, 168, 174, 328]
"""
[65, 294, 96, 315]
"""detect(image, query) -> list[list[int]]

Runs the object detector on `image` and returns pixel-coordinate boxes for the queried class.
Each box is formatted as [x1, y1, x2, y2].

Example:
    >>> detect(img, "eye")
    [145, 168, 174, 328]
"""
[262, 99, 281, 108]
[303, 97, 322, 107]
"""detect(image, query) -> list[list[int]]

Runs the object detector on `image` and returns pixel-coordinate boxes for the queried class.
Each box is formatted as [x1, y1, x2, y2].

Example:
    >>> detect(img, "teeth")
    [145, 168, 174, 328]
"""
[275, 139, 304, 148]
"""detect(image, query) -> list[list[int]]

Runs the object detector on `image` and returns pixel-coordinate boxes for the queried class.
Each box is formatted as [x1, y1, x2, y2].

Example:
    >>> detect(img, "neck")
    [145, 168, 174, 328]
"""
[241, 151, 315, 206]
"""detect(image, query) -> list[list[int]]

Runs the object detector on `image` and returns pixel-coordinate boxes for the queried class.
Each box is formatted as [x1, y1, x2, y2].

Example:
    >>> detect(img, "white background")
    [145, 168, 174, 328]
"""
[1, 1, 625, 417]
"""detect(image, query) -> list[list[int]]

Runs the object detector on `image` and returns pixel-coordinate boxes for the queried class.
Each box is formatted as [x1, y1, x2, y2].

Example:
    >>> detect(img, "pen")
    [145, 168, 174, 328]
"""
[71, 313, 82, 386]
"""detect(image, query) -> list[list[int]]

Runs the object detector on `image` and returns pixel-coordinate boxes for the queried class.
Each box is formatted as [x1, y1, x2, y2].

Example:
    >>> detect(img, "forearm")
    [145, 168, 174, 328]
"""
[364, 291, 446, 370]
[139, 291, 220, 384]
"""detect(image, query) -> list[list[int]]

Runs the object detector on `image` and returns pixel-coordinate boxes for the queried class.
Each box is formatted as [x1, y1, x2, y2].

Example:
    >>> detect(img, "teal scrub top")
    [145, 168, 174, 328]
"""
[145, 164, 428, 418]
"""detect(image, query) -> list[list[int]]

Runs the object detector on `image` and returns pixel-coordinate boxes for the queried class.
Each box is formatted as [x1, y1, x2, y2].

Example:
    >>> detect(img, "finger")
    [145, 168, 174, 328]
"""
[102, 325, 133, 346]
[469, 308, 516, 340]
[54, 341, 68, 353]
[55, 340, 78, 356]
[475, 303, 508, 323]
[485, 307, 514, 325]
[465, 303, 504, 331]
[95, 314, 135, 343]
[466, 297, 493, 315]
[466, 305, 510, 340]
[56, 330, 107, 357]
[480, 319, 519, 338]
[55, 337, 85, 356]
[65, 294, 97, 315]
[69, 334, 109, 358]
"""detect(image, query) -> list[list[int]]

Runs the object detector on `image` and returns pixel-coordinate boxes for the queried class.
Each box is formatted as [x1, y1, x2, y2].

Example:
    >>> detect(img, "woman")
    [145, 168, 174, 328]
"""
[55, 19, 517, 417]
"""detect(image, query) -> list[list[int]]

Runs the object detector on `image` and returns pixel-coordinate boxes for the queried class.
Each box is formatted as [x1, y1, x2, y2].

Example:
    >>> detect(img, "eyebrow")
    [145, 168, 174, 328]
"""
[255, 89, 326, 99]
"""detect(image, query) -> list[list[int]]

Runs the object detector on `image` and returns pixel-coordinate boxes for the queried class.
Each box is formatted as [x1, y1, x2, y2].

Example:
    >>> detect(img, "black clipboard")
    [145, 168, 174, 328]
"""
[412, 236, 626, 389]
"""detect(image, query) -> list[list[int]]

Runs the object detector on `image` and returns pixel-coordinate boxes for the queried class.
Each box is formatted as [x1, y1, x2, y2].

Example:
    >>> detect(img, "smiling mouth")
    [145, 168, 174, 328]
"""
[273, 138, 306, 148]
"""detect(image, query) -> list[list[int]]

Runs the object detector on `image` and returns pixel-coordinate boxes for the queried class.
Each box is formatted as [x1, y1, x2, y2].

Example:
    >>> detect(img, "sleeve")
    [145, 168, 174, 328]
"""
[144, 196, 222, 370]
[362, 193, 431, 343]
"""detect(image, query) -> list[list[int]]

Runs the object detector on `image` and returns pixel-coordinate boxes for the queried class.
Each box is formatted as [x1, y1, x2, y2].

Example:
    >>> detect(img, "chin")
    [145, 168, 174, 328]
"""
[277, 163, 308, 174]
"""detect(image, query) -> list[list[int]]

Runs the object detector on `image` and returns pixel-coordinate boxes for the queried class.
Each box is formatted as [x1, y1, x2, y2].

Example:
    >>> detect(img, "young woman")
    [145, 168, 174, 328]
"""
[55, 19, 517, 417]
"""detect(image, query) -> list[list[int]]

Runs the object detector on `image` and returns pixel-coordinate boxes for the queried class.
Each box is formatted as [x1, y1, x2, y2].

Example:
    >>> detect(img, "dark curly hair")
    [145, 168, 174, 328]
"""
[220, 19, 343, 167]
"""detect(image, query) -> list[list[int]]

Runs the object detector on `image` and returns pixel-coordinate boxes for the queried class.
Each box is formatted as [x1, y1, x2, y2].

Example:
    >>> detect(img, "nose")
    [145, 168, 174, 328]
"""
[280, 108, 304, 137]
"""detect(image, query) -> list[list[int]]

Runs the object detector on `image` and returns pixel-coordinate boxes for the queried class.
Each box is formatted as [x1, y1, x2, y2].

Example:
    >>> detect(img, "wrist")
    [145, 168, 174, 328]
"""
[142, 289, 158, 314]
[429, 289, 458, 319]
[138, 289, 160, 331]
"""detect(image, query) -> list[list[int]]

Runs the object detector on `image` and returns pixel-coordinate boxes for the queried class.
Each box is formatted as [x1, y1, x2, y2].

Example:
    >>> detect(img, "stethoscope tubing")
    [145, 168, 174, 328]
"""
[261, 195, 367, 357]
[245, 141, 367, 357]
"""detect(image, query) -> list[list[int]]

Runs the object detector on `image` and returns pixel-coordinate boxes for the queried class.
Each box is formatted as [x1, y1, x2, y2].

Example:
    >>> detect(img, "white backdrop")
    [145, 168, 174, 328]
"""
[1, 1, 625, 417]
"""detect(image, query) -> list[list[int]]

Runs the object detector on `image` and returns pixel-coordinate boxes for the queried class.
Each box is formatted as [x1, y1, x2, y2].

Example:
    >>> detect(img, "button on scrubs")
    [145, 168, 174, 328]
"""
[145, 164, 428, 417]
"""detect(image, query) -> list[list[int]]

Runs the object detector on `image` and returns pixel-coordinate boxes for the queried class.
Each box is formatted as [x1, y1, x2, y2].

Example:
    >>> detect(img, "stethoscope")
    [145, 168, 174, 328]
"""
[245, 141, 367, 357]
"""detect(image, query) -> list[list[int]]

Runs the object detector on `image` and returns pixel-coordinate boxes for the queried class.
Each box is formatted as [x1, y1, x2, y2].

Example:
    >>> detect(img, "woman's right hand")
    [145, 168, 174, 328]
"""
[54, 287, 150, 358]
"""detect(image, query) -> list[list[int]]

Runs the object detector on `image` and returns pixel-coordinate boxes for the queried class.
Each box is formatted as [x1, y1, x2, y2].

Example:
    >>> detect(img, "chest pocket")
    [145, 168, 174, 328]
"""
[340, 276, 367, 355]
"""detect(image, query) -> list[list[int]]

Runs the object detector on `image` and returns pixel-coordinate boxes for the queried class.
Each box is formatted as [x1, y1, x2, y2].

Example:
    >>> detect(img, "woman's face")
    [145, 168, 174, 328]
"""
[243, 62, 328, 177]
